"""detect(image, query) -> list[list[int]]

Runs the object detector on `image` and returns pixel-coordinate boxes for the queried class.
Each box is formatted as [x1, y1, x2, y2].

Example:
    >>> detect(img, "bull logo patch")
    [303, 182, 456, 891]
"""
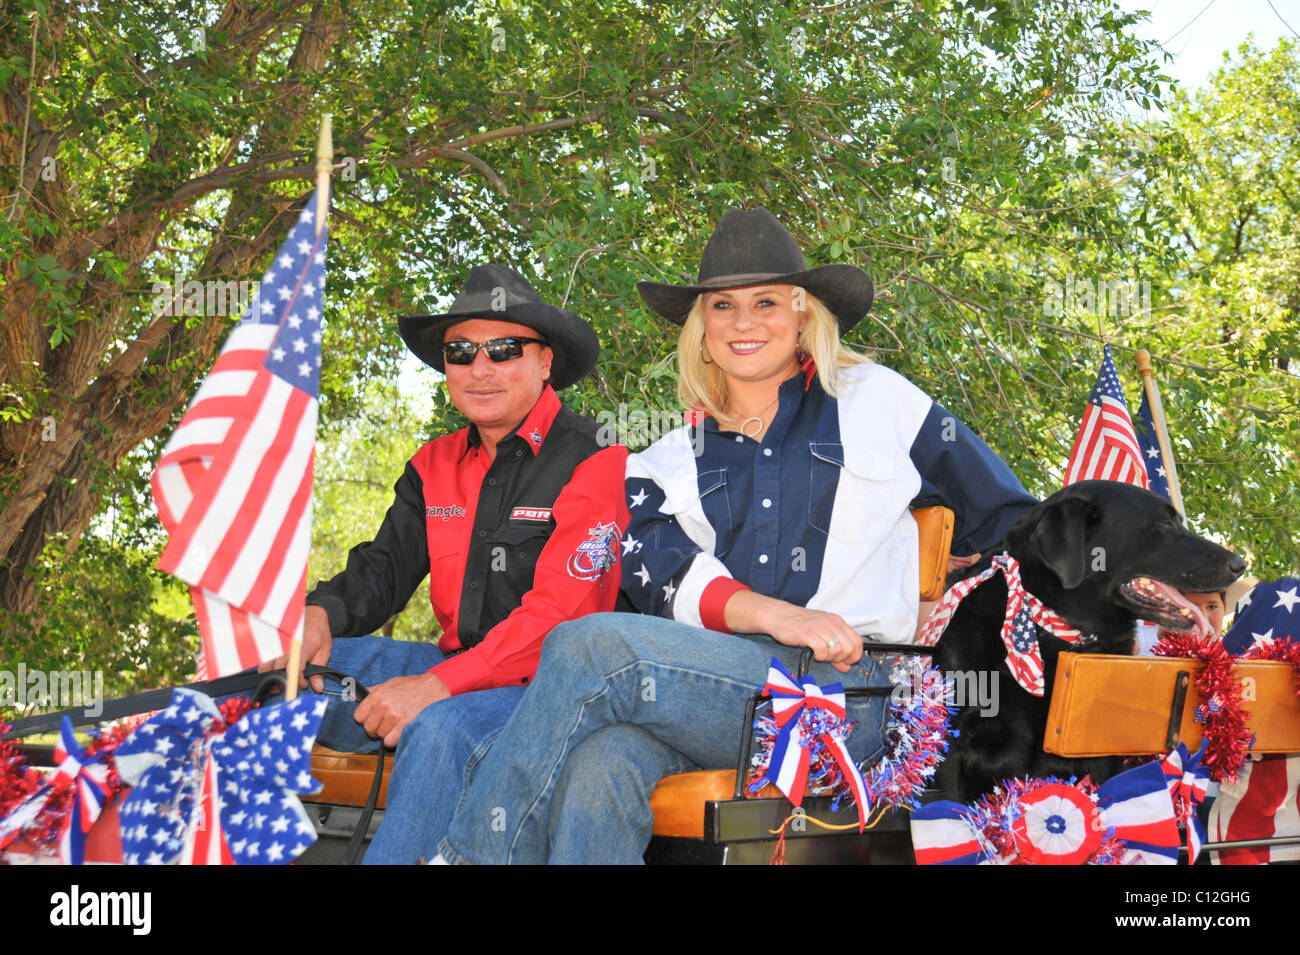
[567, 520, 620, 581]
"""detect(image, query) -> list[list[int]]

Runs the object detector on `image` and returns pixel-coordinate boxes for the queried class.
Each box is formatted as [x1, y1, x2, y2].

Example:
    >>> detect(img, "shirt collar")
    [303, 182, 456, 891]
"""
[694, 366, 814, 434]
[801, 356, 817, 391]
[464, 384, 561, 457]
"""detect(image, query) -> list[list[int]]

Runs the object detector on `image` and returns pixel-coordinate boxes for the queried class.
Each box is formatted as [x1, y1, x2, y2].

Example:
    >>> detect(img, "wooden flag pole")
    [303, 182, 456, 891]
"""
[1135, 349, 1185, 517]
[315, 113, 332, 237]
[286, 114, 333, 703]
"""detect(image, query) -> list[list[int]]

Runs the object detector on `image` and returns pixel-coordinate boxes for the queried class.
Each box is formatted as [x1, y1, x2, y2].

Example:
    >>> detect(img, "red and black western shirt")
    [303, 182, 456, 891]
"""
[306, 386, 629, 695]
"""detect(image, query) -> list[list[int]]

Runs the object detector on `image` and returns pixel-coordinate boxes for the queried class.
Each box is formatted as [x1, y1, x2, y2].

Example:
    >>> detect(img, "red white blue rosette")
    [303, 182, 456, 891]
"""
[910, 760, 1182, 865]
[1011, 782, 1102, 865]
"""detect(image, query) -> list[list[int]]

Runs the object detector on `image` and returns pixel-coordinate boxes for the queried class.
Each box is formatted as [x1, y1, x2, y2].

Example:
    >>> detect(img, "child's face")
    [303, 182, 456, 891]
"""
[1157, 591, 1226, 639]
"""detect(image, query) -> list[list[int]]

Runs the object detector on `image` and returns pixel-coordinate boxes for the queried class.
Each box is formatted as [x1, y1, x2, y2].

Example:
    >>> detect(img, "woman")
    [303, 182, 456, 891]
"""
[433, 207, 1036, 864]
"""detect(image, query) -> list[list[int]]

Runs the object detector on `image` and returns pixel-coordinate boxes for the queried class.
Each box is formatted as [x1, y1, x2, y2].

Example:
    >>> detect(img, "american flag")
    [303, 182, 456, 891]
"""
[1134, 389, 1172, 500]
[1062, 344, 1149, 488]
[1211, 577, 1300, 864]
[151, 191, 327, 678]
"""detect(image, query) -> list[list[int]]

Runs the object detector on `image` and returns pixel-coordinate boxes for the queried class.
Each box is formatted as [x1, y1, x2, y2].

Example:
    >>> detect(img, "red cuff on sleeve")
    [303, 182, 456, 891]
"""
[700, 577, 751, 633]
[430, 651, 499, 697]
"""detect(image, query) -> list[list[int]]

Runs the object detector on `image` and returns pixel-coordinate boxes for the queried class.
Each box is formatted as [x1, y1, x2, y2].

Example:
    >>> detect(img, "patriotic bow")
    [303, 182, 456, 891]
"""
[115, 687, 326, 865]
[917, 553, 1083, 696]
[911, 760, 1181, 865]
[752, 658, 870, 830]
[1160, 741, 1210, 863]
[51, 717, 111, 865]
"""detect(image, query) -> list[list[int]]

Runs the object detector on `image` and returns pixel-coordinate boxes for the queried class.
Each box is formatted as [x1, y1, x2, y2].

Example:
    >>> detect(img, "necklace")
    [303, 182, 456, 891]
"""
[725, 395, 780, 439]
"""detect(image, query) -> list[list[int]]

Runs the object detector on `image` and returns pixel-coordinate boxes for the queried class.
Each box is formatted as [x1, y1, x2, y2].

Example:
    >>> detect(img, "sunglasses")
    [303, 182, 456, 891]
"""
[442, 336, 548, 365]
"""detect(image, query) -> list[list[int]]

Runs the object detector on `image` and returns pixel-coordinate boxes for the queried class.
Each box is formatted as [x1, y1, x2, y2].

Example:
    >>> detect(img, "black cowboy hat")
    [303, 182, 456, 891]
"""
[399, 264, 599, 389]
[636, 207, 874, 333]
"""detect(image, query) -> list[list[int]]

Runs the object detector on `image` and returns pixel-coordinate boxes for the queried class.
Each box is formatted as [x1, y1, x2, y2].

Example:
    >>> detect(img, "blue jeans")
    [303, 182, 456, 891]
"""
[437, 613, 889, 864]
[317, 636, 525, 865]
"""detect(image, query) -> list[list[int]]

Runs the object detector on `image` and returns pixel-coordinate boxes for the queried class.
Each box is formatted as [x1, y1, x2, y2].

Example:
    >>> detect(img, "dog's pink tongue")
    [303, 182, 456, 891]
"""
[1150, 580, 1212, 637]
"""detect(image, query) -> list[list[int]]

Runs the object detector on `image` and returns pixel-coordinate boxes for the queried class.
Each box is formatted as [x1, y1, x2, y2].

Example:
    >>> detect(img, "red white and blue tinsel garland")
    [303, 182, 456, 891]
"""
[747, 658, 956, 826]
[910, 760, 1183, 865]
[1152, 632, 1253, 784]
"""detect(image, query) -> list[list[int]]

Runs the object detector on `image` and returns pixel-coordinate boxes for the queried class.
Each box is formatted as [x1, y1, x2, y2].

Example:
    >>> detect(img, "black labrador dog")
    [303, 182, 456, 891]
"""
[930, 480, 1245, 802]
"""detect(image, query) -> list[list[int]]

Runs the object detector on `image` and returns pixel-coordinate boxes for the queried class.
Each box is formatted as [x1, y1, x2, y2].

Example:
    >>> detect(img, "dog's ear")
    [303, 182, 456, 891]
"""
[1027, 495, 1096, 590]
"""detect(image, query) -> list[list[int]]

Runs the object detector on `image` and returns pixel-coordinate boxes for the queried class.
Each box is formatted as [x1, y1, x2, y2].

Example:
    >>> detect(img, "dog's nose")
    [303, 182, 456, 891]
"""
[1228, 553, 1246, 577]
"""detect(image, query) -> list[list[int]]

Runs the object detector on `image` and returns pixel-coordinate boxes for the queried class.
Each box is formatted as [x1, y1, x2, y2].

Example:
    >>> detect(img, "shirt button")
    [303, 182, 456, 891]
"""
[758, 554, 769, 564]
[762, 498, 772, 508]
[516, 450, 523, 457]
[763, 448, 772, 457]
[478, 529, 486, 538]
[488, 478, 497, 486]
[469, 581, 479, 589]
[735, 435, 743, 443]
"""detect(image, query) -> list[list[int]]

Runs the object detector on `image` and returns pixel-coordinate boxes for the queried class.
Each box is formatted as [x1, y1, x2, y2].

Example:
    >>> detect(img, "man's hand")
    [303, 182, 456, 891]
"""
[354, 671, 451, 748]
[724, 591, 863, 673]
[261, 605, 333, 692]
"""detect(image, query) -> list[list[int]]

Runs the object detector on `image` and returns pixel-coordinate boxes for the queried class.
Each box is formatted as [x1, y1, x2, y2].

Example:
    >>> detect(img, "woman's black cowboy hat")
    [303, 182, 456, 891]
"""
[636, 207, 874, 334]
[398, 264, 600, 389]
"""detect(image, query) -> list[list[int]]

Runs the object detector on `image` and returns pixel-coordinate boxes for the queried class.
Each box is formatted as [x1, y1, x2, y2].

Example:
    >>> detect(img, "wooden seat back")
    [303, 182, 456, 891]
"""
[1044, 653, 1300, 756]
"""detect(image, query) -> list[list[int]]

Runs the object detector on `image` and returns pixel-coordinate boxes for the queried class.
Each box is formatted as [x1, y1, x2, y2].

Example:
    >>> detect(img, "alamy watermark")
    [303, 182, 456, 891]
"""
[595, 403, 702, 454]
[1, 664, 104, 718]
[891, 666, 999, 717]
[151, 273, 259, 318]
[1042, 275, 1152, 320]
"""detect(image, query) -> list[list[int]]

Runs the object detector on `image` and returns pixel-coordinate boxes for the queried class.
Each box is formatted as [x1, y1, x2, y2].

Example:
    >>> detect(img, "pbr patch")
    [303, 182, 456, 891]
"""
[511, 506, 553, 522]
[568, 520, 620, 581]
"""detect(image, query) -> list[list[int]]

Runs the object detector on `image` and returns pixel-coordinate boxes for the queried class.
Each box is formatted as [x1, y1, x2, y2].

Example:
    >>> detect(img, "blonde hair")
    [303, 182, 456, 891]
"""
[675, 289, 871, 420]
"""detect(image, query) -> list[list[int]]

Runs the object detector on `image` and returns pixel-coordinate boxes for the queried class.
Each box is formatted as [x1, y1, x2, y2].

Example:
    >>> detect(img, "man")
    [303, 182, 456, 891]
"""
[273, 265, 628, 863]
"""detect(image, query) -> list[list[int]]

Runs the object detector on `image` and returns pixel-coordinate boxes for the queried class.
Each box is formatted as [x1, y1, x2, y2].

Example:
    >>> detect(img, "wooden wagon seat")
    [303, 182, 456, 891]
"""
[305, 506, 957, 833]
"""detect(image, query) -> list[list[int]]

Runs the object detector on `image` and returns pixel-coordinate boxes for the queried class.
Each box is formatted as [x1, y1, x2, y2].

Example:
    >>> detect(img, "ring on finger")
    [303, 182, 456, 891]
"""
[827, 636, 839, 650]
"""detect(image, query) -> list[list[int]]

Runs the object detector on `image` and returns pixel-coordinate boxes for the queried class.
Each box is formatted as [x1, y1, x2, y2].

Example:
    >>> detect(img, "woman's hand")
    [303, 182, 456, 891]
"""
[723, 590, 862, 673]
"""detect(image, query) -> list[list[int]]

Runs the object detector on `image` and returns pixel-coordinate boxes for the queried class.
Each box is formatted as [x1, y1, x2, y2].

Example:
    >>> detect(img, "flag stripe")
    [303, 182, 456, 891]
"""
[208, 382, 315, 605]
[257, 471, 315, 627]
[165, 371, 285, 583]
[239, 442, 315, 617]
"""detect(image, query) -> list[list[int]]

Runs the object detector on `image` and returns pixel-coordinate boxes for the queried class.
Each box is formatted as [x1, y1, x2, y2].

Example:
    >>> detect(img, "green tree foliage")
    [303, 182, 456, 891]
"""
[1128, 40, 1300, 577]
[311, 377, 439, 643]
[1, 0, 1292, 689]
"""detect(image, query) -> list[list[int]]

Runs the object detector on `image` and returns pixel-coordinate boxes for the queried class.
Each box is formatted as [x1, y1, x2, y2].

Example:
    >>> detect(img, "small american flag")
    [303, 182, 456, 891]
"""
[151, 190, 327, 678]
[1062, 344, 1149, 488]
